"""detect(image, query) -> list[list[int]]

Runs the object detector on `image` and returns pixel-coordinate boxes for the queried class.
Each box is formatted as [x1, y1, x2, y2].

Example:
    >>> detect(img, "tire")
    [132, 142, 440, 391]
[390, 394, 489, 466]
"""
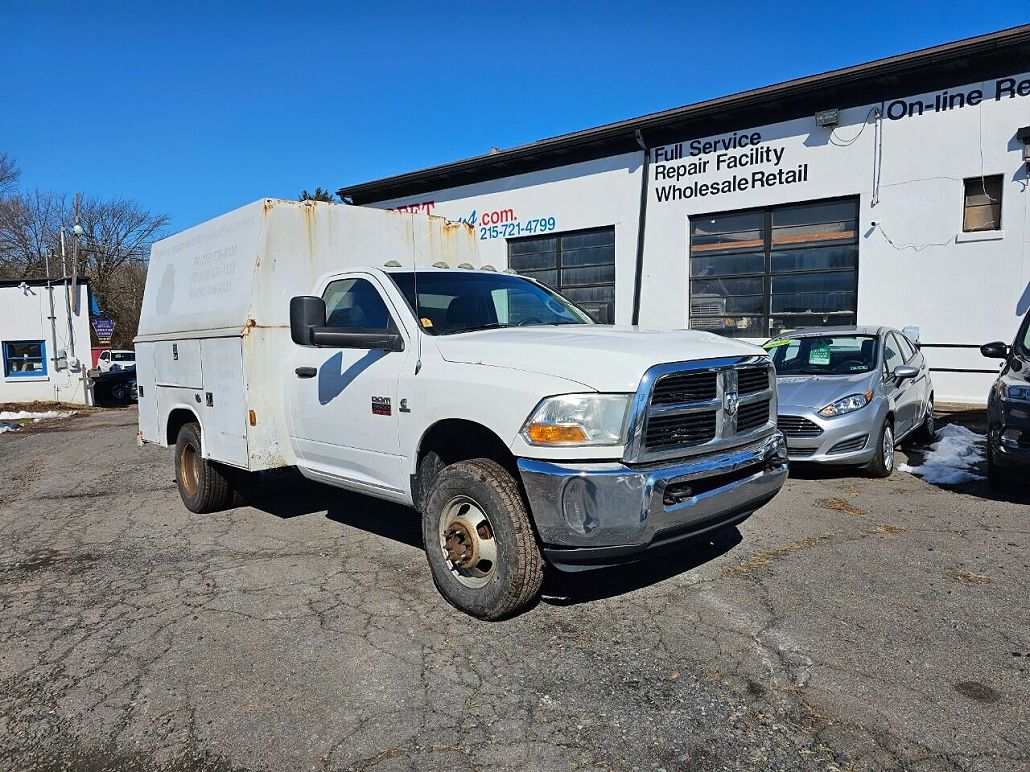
[422, 459, 544, 621]
[174, 422, 233, 513]
[913, 396, 936, 443]
[986, 439, 1014, 492]
[864, 420, 895, 478]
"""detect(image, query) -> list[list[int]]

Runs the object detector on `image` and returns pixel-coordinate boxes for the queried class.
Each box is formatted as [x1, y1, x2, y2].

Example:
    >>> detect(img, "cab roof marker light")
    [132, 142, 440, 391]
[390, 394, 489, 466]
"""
[482, 264, 497, 271]
[503, 268, 518, 274]
[458, 263, 474, 270]
[384, 260, 402, 267]
[432, 261, 449, 269]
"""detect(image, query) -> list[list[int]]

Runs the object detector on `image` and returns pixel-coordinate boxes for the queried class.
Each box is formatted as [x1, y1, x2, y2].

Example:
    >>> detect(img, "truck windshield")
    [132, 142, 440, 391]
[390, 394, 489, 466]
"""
[767, 334, 879, 375]
[389, 271, 594, 335]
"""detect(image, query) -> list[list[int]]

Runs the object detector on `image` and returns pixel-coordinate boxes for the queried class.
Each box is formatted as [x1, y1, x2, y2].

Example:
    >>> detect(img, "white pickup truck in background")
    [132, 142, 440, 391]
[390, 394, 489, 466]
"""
[135, 199, 788, 619]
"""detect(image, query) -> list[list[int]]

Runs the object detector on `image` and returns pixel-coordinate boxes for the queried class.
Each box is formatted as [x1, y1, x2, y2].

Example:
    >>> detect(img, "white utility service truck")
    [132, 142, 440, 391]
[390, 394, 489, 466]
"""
[136, 198, 788, 619]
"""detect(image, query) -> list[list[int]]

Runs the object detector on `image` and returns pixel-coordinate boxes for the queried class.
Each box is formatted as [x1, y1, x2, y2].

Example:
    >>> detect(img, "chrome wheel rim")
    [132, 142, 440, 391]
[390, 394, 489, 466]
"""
[883, 425, 895, 472]
[438, 496, 497, 589]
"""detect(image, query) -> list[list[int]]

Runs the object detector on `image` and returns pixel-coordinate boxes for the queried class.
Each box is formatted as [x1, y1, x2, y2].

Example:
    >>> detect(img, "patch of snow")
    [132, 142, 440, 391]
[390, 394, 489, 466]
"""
[899, 423, 985, 485]
[0, 410, 76, 422]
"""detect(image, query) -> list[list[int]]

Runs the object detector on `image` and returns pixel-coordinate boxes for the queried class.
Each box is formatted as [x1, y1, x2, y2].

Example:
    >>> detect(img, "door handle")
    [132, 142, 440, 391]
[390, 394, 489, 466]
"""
[295, 367, 317, 378]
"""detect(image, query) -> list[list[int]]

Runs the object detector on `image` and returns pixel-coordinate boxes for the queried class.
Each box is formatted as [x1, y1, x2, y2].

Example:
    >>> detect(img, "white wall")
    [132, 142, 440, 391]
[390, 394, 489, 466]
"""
[0, 282, 92, 404]
[369, 71, 1030, 403]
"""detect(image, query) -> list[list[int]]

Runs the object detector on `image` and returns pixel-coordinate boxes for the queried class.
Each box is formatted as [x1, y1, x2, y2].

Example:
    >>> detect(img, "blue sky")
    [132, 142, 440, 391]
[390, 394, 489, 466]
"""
[1, 2, 1026, 233]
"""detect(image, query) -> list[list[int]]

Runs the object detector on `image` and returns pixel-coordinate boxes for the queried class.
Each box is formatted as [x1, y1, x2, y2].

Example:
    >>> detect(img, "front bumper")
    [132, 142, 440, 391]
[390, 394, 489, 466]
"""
[992, 400, 1030, 468]
[779, 403, 883, 465]
[517, 432, 788, 570]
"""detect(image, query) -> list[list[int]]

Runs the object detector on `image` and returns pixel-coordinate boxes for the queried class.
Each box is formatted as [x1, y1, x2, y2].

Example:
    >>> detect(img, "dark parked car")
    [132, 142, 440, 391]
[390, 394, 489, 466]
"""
[981, 315, 1030, 490]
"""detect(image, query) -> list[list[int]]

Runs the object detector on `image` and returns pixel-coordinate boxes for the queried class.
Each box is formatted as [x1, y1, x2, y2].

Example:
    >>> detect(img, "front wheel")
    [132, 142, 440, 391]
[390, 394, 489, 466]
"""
[422, 459, 544, 620]
[864, 420, 895, 478]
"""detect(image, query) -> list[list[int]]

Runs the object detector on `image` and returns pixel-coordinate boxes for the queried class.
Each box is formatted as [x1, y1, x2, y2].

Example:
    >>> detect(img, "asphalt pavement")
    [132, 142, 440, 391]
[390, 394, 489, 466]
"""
[0, 407, 1027, 771]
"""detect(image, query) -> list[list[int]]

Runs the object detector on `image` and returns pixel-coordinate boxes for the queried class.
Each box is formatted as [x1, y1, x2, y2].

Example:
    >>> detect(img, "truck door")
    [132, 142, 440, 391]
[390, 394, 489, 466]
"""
[287, 275, 411, 493]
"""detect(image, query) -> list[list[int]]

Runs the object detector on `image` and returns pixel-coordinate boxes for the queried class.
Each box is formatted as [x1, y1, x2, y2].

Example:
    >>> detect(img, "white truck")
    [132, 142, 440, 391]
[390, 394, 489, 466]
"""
[136, 198, 788, 619]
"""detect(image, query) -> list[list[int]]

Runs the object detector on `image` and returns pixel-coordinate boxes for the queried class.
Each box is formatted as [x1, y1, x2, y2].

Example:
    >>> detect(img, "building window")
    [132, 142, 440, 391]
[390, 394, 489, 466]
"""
[963, 176, 1003, 232]
[689, 198, 859, 338]
[508, 226, 615, 323]
[3, 340, 47, 378]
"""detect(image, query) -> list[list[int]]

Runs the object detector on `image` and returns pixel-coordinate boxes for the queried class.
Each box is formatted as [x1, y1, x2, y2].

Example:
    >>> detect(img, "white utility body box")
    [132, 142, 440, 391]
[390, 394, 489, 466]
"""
[135, 198, 479, 471]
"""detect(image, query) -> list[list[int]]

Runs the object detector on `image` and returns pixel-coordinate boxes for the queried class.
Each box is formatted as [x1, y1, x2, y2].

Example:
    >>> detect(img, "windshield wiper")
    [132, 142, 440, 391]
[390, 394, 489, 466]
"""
[449, 323, 511, 334]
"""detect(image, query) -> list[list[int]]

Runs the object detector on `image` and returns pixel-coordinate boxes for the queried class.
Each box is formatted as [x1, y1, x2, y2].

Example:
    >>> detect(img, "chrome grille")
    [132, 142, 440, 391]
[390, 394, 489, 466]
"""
[651, 371, 718, 404]
[644, 411, 717, 449]
[738, 367, 770, 395]
[628, 359, 776, 463]
[778, 416, 823, 438]
[736, 399, 770, 432]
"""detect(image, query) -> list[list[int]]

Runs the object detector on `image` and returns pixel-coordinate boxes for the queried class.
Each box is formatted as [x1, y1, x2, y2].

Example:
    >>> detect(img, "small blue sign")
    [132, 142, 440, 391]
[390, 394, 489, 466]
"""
[92, 319, 115, 341]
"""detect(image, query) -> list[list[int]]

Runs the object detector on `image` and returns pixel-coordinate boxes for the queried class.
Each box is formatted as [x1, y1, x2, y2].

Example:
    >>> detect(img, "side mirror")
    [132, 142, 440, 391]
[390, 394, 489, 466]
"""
[893, 364, 919, 381]
[310, 327, 404, 351]
[290, 296, 326, 345]
[980, 341, 1009, 359]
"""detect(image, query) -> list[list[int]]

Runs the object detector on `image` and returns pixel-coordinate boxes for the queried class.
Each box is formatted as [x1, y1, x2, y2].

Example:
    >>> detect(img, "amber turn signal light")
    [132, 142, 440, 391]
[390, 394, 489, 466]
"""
[525, 423, 588, 444]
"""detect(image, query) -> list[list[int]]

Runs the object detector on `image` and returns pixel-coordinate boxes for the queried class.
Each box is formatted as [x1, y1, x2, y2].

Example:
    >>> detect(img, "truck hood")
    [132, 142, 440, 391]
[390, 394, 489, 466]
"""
[433, 325, 767, 392]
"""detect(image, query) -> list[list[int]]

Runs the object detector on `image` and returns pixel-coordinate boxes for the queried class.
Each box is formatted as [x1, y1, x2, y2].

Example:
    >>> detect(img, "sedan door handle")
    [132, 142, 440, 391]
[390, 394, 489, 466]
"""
[295, 367, 317, 378]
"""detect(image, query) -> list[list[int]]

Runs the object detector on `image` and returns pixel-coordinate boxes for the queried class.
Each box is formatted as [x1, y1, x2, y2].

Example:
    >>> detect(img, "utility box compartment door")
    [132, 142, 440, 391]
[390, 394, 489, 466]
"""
[199, 337, 248, 468]
[155, 339, 203, 388]
[134, 342, 160, 443]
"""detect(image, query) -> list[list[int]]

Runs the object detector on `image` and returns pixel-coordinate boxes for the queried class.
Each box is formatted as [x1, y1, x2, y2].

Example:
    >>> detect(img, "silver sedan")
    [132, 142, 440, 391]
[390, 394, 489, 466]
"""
[765, 326, 934, 476]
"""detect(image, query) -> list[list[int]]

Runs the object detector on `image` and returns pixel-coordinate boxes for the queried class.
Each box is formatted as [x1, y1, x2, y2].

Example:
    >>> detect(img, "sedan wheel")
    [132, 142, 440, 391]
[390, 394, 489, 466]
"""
[865, 421, 895, 478]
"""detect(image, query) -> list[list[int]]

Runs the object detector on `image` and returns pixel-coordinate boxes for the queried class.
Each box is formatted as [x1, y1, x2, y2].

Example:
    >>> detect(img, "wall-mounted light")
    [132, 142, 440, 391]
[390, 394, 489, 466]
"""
[815, 108, 840, 128]
[1017, 126, 1030, 169]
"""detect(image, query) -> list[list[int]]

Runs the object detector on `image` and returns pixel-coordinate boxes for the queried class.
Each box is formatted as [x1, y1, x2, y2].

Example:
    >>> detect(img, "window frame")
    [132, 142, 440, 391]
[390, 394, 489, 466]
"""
[962, 175, 1003, 233]
[320, 276, 398, 332]
[3, 340, 48, 379]
[689, 196, 860, 338]
[883, 333, 906, 375]
[507, 225, 616, 323]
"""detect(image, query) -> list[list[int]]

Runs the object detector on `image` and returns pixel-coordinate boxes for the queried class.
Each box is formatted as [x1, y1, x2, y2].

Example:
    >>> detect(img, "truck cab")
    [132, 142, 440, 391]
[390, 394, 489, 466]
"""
[136, 199, 787, 620]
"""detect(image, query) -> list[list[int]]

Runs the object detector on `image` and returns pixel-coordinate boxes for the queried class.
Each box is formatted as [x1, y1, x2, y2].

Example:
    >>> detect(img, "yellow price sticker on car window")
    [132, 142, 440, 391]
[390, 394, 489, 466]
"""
[762, 339, 791, 349]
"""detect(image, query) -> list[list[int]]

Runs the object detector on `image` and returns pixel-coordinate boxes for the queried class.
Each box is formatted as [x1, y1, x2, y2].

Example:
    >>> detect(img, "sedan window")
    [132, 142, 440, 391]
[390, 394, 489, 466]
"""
[884, 335, 905, 373]
[770, 335, 878, 375]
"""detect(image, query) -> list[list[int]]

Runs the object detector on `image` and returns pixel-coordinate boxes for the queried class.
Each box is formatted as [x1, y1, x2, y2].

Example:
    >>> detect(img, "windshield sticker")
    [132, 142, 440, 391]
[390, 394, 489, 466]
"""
[762, 339, 791, 349]
[809, 343, 831, 366]
[420, 317, 433, 328]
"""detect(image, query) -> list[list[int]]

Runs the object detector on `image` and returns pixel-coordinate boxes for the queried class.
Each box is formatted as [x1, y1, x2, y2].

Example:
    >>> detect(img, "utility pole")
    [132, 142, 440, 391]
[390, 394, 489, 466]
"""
[71, 192, 81, 314]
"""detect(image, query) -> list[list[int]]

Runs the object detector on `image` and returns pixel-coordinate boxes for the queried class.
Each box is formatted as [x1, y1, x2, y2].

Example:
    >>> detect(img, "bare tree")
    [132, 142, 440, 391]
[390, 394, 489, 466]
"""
[0, 189, 168, 346]
[0, 152, 19, 196]
[71, 197, 168, 345]
[0, 189, 65, 278]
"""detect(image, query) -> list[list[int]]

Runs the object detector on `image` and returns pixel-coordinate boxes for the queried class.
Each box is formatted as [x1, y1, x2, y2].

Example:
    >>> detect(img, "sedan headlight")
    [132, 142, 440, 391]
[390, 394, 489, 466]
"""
[818, 390, 874, 418]
[521, 394, 632, 446]
[1001, 384, 1030, 402]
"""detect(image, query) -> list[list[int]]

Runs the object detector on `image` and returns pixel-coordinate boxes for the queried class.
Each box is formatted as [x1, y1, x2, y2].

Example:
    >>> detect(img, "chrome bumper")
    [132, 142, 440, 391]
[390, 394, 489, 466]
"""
[517, 432, 788, 569]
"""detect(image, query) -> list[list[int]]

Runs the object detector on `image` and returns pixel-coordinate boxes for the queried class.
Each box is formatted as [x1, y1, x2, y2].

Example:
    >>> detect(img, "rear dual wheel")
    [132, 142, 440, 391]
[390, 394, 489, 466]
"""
[422, 459, 544, 621]
[175, 422, 249, 512]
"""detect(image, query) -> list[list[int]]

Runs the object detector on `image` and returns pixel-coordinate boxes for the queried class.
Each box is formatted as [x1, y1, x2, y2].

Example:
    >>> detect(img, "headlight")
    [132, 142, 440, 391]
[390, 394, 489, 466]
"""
[1002, 384, 1030, 402]
[818, 390, 874, 418]
[521, 394, 631, 446]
